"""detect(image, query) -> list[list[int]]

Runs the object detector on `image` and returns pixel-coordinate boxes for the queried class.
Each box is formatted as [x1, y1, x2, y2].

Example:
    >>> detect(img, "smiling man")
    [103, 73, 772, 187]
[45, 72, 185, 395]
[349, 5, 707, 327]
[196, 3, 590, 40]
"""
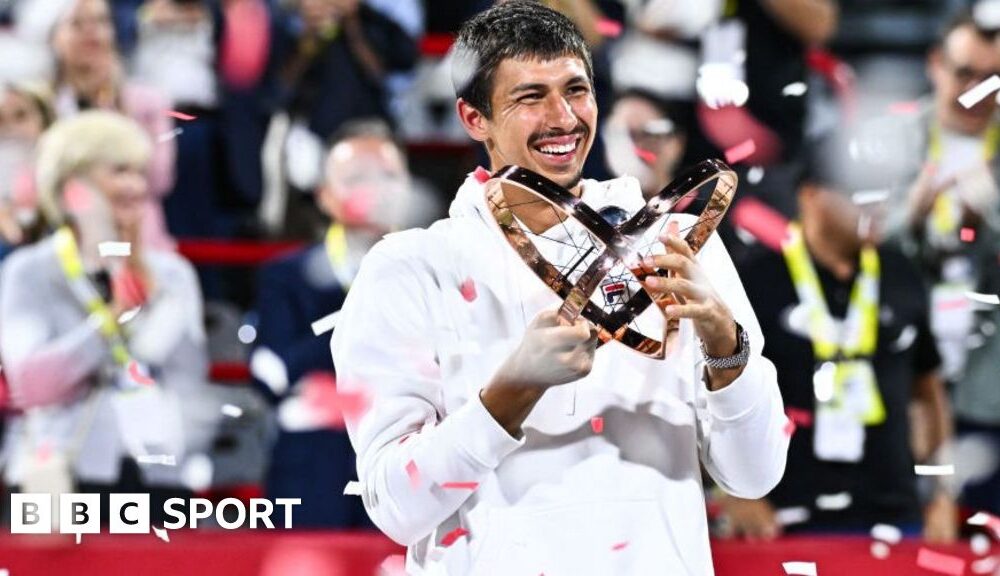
[331, 2, 788, 574]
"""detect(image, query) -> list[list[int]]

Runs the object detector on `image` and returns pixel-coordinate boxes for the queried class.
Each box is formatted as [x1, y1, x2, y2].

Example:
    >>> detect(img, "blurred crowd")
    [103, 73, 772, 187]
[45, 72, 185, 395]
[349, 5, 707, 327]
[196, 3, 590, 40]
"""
[0, 0, 999, 547]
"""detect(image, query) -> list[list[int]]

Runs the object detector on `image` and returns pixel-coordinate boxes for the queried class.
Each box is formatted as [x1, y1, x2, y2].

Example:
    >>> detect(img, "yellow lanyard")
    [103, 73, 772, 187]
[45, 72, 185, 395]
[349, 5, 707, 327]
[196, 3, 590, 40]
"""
[324, 223, 351, 289]
[927, 123, 1000, 235]
[781, 223, 880, 360]
[53, 226, 130, 366]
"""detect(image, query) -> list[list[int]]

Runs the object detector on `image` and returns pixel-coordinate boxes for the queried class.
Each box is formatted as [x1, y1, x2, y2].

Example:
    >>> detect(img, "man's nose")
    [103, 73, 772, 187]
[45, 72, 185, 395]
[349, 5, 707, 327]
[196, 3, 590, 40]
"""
[544, 93, 578, 132]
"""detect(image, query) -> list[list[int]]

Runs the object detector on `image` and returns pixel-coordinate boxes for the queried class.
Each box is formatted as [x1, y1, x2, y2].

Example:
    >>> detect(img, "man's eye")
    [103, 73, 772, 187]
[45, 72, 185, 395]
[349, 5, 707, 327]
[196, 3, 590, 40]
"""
[568, 86, 590, 96]
[519, 94, 542, 103]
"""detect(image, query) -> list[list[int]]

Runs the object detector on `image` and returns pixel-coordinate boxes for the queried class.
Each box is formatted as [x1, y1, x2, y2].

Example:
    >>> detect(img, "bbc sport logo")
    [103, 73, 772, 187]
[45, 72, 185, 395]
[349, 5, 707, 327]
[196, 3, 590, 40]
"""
[10, 494, 302, 537]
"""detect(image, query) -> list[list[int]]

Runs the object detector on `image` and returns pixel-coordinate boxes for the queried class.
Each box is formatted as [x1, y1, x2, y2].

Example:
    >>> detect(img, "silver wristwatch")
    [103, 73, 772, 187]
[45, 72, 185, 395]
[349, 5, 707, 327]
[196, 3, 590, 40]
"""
[700, 322, 750, 369]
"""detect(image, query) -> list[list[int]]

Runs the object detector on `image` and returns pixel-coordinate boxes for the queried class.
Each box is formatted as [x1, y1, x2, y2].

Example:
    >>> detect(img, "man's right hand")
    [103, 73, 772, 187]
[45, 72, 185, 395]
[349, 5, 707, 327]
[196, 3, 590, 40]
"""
[480, 309, 598, 438]
[719, 495, 781, 542]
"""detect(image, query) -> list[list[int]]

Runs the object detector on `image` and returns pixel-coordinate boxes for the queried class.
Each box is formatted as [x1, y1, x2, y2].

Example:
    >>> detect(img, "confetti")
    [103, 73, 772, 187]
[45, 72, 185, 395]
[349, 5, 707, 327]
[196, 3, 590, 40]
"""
[782, 561, 817, 576]
[730, 197, 790, 252]
[968, 511, 1000, 540]
[118, 307, 141, 324]
[440, 482, 479, 490]
[221, 404, 243, 418]
[961, 227, 976, 243]
[311, 311, 342, 336]
[971, 555, 999, 574]
[157, 128, 183, 143]
[128, 361, 155, 386]
[959, 75, 1000, 109]
[459, 278, 477, 302]
[782, 82, 808, 97]
[137, 454, 176, 466]
[249, 347, 289, 395]
[595, 18, 623, 38]
[871, 524, 902, 545]
[783, 418, 796, 437]
[166, 110, 196, 121]
[343, 481, 363, 496]
[634, 146, 657, 164]
[746, 166, 765, 185]
[916, 547, 966, 576]
[815, 492, 852, 511]
[870, 541, 890, 559]
[915, 464, 956, 476]
[611, 541, 629, 551]
[786, 407, 813, 428]
[775, 506, 810, 527]
[379, 554, 406, 576]
[98, 241, 131, 257]
[473, 166, 491, 183]
[405, 460, 421, 490]
[441, 527, 468, 547]
[851, 190, 890, 206]
[725, 139, 757, 165]
[967, 292, 1000, 306]
[888, 101, 921, 115]
[590, 416, 604, 434]
[971, 533, 991, 556]
[152, 525, 170, 543]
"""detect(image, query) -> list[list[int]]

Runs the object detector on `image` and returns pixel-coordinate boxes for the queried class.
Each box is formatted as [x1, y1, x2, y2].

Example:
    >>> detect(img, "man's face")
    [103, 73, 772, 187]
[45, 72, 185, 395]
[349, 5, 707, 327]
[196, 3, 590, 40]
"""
[605, 95, 683, 197]
[53, 0, 116, 67]
[929, 25, 1000, 135]
[474, 56, 596, 190]
[320, 136, 410, 230]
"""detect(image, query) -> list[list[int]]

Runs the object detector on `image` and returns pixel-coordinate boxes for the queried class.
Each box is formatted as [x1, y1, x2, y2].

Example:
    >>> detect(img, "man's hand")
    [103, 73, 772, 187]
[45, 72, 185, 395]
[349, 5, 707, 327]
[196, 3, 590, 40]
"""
[637, 222, 742, 388]
[719, 495, 781, 541]
[481, 309, 598, 437]
[906, 163, 957, 232]
[923, 492, 958, 544]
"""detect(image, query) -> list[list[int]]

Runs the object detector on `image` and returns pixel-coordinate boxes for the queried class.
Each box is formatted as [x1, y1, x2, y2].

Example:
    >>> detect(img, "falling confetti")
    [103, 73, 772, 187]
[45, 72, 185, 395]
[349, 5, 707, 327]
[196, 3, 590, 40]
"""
[311, 311, 341, 336]
[440, 482, 479, 490]
[137, 454, 177, 466]
[221, 404, 243, 418]
[405, 460, 421, 490]
[971, 533, 991, 556]
[746, 166, 765, 185]
[888, 101, 921, 115]
[590, 416, 604, 434]
[916, 547, 966, 576]
[971, 555, 999, 574]
[783, 418, 796, 437]
[915, 464, 956, 476]
[157, 128, 183, 143]
[870, 541, 890, 559]
[782, 561, 818, 576]
[968, 511, 1000, 540]
[786, 408, 813, 428]
[870, 524, 902, 545]
[815, 492, 852, 511]
[166, 110, 196, 121]
[473, 166, 492, 183]
[961, 227, 976, 243]
[152, 525, 170, 543]
[595, 18, 623, 38]
[634, 146, 657, 164]
[98, 242, 131, 257]
[966, 292, 1000, 306]
[611, 541, 629, 551]
[851, 190, 890, 206]
[440, 527, 469, 547]
[118, 307, 141, 324]
[775, 507, 810, 527]
[459, 278, 477, 302]
[249, 347, 289, 395]
[959, 75, 1000, 109]
[782, 82, 808, 97]
[127, 361, 155, 386]
[725, 139, 757, 165]
[343, 481, 363, 496]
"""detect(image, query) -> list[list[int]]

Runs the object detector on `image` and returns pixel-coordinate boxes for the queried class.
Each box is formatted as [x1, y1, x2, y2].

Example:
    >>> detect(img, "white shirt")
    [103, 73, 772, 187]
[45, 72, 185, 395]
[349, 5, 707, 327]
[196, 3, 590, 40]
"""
[331, 173, 788, 575]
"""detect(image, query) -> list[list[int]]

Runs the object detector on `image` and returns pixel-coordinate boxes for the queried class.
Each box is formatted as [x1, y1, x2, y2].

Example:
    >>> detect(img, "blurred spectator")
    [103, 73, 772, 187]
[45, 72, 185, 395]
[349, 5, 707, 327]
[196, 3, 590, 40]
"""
[882, 11, 1000, 516]
[258, 0, 418, 237]
[723, 133, 957, 542]
[50, 0, 177, 250]
[0, 111, 210, 524]
[251, 119, 412, 528]
[602, 89, 686, 198]
[0, 81, 53, 257]
[0, 1, 55, 84]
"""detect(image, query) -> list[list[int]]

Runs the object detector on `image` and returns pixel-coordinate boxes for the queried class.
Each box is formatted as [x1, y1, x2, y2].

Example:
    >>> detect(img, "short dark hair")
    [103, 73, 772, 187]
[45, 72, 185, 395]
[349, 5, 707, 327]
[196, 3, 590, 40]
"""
[452, 1, 593, 119]
[328, 118, 404, 157]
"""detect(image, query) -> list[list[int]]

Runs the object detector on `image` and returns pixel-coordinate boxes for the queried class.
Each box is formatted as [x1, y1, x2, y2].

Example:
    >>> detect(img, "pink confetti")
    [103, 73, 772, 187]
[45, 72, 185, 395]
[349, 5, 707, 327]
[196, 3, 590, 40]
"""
[398, 434, 413, 445]
[730, 197, 791, 252]
[634, 146, 657, 164]
[405, 460, 421, 490]
[595, 18, 623, 38]
[784, 418, 797, 438]
[961, 227, 976, 243]
[611, 541, 629, 551]
[725, 139, 757, 164]
[441, 527, 469, 547]
[916, 548, 967, 576]
[220, 0, 270, 88]
[590, 416, 604, 434]
[166, 110, 196, 121]
[473, 166, 492, 183]
[128, 361, 155, 386]
[460, 278, 477, 302]
[301, 373, 371, 428]
[440, 482, 479, 490]
[888, 101, 921, 115]
[786, 407, 814, 428]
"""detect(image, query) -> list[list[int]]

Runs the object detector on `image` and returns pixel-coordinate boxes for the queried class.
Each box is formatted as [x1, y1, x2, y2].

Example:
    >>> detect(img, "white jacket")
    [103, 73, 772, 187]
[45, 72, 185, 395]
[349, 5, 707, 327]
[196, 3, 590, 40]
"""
[331, 172, 788, 575]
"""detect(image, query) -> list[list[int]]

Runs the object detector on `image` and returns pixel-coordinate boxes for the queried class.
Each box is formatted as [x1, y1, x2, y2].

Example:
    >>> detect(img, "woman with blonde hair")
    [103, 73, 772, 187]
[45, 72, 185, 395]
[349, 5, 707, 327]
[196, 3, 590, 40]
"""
[0, 111, 209, 523]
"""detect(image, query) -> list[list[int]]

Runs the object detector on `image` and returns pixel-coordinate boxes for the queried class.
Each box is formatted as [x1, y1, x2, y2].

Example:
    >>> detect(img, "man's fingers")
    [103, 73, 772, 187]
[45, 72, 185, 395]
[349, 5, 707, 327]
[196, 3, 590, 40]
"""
[642, 254, 693, 277]
[641, 276, 708, 301]
[659, 230, 694, 259]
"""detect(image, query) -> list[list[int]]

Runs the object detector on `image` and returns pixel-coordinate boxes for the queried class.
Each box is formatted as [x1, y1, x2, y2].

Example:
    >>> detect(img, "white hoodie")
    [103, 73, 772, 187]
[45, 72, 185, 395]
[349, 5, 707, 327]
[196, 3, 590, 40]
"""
[331, 172, 788, 575]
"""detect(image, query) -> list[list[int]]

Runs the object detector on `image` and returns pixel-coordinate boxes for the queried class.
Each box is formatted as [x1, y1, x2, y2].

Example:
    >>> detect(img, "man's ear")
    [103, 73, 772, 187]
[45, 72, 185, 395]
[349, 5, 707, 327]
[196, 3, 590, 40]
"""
[456, 98, 489, 143]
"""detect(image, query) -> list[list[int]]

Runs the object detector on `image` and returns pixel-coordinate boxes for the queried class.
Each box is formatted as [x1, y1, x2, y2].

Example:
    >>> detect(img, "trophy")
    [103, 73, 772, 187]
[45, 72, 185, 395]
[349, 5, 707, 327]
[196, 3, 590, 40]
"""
[484, 159, 737, 359]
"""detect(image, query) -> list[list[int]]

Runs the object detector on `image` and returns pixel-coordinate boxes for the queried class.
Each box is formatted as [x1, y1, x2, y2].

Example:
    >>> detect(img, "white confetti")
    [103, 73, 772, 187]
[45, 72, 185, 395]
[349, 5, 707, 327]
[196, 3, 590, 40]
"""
[157, 127, 183, 143]
[152, 525, 170, 543]
[775, 506, 810, 527]
[851, 189, 891, 206]
[311, 311, 342, 336]
[915, 464, 955, 476]
[871, 523, 902, 545]
[118, 307, 141, 324]
[343, 481, 363, 496]
[236, 324, 257, 344]
[870, 541, 891, 559]
[967, 292, 1000, 306]
[75, 533, 82, 545]
[746, 166, 765, 185]
[221, 404, 243, 418]
[782, 82, 808, 97]
[971, 533, 991, 556]
[249, 347, 289, 395]
[816, 492, 852, 510]
[98, 241, 131, 257]
[783, 561, 818, 576]
[969, 512, 994, 526]
[180, 453, 213, 492]
[959, 75, 1000, 109]
[137, 454, 177, 466]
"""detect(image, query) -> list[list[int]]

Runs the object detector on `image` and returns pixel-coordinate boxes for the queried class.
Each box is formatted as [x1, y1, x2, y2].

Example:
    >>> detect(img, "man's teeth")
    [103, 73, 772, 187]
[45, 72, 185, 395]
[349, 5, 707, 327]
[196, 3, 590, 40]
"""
[538, 141, 577, 154]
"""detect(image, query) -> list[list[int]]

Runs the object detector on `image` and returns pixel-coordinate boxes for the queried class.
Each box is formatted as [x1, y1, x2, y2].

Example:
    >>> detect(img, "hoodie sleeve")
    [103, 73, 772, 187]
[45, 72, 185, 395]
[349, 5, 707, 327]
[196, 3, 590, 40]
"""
[331, 236, 523, 546]
[695, 233, 789, 499]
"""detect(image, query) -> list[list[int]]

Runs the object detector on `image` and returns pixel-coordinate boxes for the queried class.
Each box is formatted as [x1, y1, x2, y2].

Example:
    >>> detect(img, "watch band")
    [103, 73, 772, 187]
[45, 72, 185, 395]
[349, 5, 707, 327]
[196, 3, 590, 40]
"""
[700, 322, 750, 369]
